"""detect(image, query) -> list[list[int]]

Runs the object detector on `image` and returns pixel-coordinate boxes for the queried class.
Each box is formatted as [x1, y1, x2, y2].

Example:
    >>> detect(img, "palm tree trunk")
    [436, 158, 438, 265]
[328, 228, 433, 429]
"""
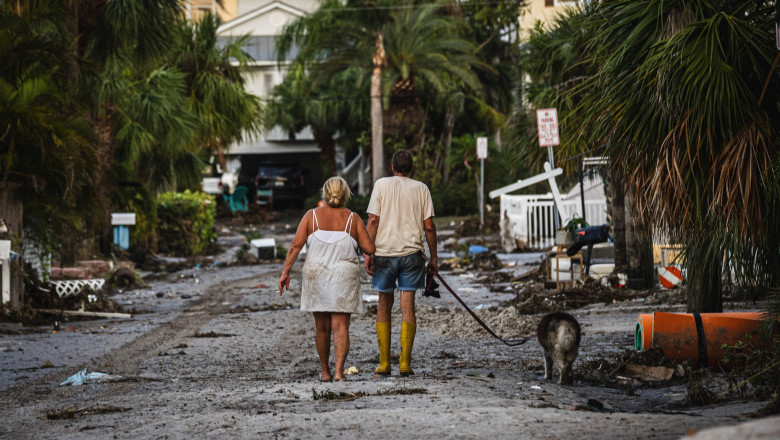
[442, 109, 455, 184]
[608, 170, 627, 274]
[625, 187, 655, 289]
[313, 130, 338, 177]
[371, 31, 385, 183]
[685, 228, 723, 313]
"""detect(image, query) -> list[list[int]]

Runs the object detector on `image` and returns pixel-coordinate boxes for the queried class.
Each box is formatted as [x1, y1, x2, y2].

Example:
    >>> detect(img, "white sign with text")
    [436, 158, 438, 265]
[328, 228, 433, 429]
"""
[536, 108, 560, 147]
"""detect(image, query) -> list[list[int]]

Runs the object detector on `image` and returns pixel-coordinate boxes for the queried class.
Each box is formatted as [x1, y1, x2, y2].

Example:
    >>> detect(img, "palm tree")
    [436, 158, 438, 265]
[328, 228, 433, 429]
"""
[380, 1, 487, 152]
[577, 0, 780, 312]
[278, 0, 489, 181]
[0, 1, 102, 245]
[267, 65, 369, 177]
[277, 0, 392, 183]
[172, 13, 264, 174]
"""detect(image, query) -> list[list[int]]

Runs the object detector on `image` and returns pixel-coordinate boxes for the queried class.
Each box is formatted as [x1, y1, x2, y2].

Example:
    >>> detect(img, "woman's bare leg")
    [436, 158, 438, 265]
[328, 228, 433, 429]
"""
[313, 312, 332, 381]
[331, 313, 351, 381]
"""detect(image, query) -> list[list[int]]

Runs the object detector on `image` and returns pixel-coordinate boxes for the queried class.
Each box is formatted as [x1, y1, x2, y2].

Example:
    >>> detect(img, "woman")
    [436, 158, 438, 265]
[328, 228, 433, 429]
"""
[278, 177, 375, 382]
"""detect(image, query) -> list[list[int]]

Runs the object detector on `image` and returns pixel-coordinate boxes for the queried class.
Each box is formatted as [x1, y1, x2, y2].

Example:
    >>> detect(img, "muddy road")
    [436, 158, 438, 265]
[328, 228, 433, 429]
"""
[0, 230, 776, 439]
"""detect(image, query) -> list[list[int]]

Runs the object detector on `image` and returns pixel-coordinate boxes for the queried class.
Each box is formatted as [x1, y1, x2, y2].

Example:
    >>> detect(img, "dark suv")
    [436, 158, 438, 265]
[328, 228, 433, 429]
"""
[254, 164, 305, 207]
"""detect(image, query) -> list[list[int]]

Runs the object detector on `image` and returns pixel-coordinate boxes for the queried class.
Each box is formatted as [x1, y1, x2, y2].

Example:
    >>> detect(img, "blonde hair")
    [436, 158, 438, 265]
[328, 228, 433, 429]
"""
[321, 176, 351, 208]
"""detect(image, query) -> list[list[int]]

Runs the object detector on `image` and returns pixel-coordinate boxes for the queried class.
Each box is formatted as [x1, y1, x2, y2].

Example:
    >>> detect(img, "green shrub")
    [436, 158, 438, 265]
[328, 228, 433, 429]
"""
[347, 194, 370, 221]
[156, 191, 216, 256]
[430, 182, 478, 217]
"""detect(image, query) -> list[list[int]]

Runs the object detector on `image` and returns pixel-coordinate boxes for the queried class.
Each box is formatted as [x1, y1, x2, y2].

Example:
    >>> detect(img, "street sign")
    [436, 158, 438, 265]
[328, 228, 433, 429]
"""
[476, 137, 488, 159]
[536, 108, 559, 147]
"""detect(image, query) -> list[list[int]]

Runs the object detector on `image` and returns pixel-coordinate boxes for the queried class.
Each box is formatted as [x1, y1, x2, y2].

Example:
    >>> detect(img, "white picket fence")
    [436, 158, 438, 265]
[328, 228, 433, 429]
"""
[501, 195, 608, 250]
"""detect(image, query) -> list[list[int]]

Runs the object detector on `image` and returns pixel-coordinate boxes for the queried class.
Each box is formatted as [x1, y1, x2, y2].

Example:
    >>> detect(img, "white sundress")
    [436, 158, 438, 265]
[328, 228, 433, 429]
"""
[300, 210, 363, 314]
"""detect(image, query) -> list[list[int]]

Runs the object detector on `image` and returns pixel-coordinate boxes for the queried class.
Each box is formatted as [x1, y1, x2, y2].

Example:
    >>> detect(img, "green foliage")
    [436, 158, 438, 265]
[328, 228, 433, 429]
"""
[346, 195, 371, 221]
[430, 181, 477, 217]
[156, 191, 216, 256]
[115, 186, 158, 251]
[563, 217, 588, 233]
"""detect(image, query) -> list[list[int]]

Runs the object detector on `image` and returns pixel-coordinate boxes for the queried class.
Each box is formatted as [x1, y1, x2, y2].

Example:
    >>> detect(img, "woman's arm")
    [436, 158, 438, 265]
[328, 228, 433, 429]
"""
[354, 213, 376, 256]
[279, 210, 311, 295]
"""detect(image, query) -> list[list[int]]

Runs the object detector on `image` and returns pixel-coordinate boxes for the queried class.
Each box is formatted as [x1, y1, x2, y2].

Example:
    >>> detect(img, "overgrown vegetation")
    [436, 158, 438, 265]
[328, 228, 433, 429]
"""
[156, 191, 217, 256]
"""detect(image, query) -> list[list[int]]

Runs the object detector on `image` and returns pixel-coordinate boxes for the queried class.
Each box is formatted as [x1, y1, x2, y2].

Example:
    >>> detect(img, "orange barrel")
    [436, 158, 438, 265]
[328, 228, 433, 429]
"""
[634, 314, 653, 351]
[650, 312, 769, 367]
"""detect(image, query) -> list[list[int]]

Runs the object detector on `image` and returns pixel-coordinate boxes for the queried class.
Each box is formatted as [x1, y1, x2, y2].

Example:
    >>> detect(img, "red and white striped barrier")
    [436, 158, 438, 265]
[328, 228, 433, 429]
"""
[658, 265, 683, 288]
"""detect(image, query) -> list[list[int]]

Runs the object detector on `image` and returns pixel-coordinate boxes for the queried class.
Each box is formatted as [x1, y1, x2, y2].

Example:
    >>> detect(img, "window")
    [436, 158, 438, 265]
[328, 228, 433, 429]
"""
[217, 36, 299, 62]
[545, 0, 554, 6]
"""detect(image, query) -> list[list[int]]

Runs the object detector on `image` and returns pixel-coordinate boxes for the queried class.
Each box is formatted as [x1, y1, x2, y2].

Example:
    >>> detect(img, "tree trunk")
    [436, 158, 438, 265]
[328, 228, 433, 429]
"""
[371, 32, 385, 183]
[625, 187, 655, 289]
[442, 109, 455, 184]
[608, 170, 627, 274]
[685, 230, 723, 313]
[313, 130, 338, 177]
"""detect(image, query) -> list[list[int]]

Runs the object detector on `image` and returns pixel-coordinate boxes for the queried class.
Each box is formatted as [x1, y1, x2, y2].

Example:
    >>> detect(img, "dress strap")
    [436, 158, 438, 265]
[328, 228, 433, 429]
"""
[312, 209, 319, 231]
[344, 211, 354, 232]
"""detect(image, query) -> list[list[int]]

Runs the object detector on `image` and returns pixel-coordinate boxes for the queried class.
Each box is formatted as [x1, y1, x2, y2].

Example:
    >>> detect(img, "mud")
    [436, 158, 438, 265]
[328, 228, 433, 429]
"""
[0, 218, 778, 439]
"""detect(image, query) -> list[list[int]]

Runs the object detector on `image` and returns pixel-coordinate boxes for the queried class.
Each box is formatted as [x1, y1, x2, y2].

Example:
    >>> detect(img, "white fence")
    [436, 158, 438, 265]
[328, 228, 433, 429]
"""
[501, 195, 608, 250]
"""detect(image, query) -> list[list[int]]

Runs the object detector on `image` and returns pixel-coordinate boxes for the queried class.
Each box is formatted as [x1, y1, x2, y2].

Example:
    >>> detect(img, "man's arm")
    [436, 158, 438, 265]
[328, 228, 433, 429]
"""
[365, 214, 380, 276]
[423, 217, 438, 273]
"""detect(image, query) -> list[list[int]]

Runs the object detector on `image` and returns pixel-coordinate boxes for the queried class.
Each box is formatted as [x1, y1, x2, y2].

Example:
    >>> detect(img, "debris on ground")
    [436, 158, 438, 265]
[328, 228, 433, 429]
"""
[60, 369, 126, 386]
[471, 252, 503, 271]
[575, 348, 685, 389]
[45, 404, 130, 420]
[192, 331, 235, 338]
[504, 284, 661, 315]
[456, 214, 500, 237]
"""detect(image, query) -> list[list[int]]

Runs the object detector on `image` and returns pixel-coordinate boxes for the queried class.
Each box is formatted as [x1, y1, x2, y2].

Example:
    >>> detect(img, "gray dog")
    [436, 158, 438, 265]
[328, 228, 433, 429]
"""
[537, 312, 581, 384]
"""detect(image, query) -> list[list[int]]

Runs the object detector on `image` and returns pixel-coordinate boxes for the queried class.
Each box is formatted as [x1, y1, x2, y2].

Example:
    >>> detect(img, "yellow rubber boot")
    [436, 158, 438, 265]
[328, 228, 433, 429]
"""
[374, 322, 391, 377]
[399, 322, 416, 377]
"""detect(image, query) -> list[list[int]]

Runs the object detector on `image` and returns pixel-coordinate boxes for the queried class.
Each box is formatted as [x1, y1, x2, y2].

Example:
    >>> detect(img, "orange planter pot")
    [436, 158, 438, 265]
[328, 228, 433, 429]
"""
[635, 312, 773, 368]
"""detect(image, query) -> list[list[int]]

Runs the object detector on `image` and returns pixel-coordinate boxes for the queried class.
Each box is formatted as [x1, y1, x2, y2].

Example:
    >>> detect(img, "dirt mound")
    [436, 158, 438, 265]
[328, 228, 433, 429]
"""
[421, 305, 537, 340]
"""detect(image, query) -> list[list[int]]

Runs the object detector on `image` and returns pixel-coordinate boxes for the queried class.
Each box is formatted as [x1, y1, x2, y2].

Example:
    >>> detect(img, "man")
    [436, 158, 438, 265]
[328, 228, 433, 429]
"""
[365, 150, 438, 377]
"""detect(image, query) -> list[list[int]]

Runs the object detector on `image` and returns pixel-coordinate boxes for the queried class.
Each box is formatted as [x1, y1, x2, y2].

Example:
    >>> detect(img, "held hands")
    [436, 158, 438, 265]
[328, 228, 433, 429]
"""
[278, 273, 290, 296]
[364, 255, 375, 276]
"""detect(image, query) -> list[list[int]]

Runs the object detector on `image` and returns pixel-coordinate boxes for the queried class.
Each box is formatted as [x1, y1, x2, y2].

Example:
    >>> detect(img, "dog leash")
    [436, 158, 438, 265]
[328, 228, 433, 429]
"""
[427, 270, 536, 347]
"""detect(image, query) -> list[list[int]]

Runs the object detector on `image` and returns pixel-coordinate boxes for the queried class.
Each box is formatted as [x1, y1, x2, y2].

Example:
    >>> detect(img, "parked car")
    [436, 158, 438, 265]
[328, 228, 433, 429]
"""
[255, 164, 305, 208]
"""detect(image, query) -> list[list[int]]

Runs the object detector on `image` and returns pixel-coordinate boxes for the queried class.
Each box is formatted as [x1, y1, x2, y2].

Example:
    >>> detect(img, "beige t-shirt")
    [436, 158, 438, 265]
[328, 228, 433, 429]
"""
[367, 176, 435, 257]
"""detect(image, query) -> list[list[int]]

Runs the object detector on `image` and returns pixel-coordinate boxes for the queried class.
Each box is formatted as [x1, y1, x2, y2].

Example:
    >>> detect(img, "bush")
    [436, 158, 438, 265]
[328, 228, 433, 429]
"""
[347, 194, 370, 221]
[156, 191, 216, 256]
[430, 181, 478, 217]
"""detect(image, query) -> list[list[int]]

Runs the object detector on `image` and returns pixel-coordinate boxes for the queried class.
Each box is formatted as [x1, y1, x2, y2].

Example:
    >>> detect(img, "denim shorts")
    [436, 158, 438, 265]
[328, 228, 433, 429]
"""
[372, 251, 426, 293]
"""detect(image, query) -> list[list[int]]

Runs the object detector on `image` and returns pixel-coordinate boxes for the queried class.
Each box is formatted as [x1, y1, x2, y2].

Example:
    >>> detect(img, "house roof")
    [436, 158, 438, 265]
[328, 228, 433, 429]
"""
[217, 1, 306, 33]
